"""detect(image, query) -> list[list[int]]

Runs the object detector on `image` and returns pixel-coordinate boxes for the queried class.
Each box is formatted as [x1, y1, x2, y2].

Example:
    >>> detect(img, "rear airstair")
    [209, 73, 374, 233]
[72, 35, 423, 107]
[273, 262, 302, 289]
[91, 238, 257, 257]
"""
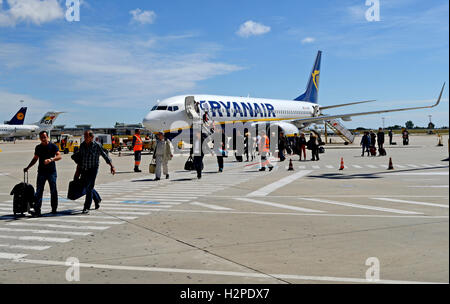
[325, 119, 355, 144]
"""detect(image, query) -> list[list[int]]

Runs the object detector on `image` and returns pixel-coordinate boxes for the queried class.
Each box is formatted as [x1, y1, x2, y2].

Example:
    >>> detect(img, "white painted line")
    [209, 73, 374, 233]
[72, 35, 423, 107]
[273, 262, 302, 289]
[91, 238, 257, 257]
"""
[421, 164, 433, 167]
[9, 257, 445, 284]
[190, 202, 233, 211]
[298, 166, 306, 169]
[237, 198, 325, 213]
[99, 206, 172, 210]
[99, 211, 151, 215]
[366, 165, 377, 169]
[247, 170, 313, 197]
[312, 165, 320, 169]
[27, 218, 124, 225]
[406, 164, 420, 168]
[385, 172, 448, 176]
[0, 252, 28, 260]
[7, 222, 109, 231]
[0, 235, 72, 243]
[300, 198, 422, 215]
[59, 215, 138, 220]
[408, 185, 448, 188]
[0, 227, 91, 236]
[372, 198, 448, 209]
[147, 208, 448, 219]
[352, 165, 362, 169]
[0, 243, 51, 251]
[326, 165, 334, 169]
[115, 198, 189, 202]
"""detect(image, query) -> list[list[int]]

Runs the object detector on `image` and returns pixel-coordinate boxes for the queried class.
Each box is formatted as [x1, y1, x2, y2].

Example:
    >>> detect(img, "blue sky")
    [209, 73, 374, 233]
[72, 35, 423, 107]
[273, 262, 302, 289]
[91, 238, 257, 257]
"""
[0, 0, 448, 129]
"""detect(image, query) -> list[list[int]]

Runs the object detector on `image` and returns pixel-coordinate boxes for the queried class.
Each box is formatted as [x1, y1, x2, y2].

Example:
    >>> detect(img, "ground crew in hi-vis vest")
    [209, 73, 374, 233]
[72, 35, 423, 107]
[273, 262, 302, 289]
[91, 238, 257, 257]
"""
[259, 130, 274, 172]
[132, 129, 143, 172]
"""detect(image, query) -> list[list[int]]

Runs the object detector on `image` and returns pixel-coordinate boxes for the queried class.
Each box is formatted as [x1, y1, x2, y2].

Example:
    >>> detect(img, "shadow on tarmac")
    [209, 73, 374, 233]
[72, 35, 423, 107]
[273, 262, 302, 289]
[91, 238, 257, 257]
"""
[0, 209, 82, 222]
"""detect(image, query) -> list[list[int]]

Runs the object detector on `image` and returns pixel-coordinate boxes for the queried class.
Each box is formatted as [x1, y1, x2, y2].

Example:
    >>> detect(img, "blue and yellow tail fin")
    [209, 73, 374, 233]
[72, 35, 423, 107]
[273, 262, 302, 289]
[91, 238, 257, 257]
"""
[294, 50, 322, 104]
[7, 107, 27, 125]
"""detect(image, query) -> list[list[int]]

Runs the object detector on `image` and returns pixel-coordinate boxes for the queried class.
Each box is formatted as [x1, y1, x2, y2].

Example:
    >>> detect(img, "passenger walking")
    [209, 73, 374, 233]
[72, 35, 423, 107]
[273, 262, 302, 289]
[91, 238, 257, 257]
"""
[74, 130, 116, 214]
[153, 132, 174, 180]
[377, 128, 385, 150]
[402, 129, 409, 145]
[278, 131, 287, 162]
[23, 131, 62, 217]
[360, 131, 371, 157]
[297, 133, 307, 161]
[307, 134, 320, 161]
[258, 130, 273, 171]
[191, 131, 208, 179]
[388, 129, 393, 145]
[370, 130, 377, 149]
[213, 127, 226, 172]
[132, 129, 143, 172]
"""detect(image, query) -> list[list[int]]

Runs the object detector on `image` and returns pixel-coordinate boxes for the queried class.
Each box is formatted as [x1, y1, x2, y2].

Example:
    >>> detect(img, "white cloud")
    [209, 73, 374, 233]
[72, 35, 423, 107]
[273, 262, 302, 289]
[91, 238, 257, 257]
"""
[0, 90, 54, 123]
[301, 37, 315, 44]
[129, 8, 156, 25]
[0, 0, 63, 27]
[237, 20, 271, 38]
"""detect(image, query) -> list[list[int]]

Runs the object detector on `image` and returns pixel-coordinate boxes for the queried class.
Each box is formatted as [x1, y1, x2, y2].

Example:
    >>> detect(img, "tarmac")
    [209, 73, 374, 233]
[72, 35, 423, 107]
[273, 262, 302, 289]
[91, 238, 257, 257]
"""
[0, 134, 448, 284]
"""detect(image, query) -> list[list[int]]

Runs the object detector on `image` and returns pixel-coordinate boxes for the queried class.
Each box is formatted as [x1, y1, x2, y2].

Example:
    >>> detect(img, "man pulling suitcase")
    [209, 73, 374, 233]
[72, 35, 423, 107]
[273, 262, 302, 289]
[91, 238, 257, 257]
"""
[23, 131, 62, 217]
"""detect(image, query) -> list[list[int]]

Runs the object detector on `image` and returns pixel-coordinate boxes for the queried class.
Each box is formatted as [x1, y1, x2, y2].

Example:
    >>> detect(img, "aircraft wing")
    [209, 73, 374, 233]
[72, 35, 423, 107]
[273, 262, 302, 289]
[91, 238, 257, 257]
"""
[293, 83, 445, 125]
[319, 100, 376, 110]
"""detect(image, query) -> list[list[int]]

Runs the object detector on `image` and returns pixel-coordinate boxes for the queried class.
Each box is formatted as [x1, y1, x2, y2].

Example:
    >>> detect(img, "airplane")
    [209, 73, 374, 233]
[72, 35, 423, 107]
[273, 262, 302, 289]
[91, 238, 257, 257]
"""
[0, 111, 63, 139]
[4, 107, 27, 125]
[142, 51, 445, 140]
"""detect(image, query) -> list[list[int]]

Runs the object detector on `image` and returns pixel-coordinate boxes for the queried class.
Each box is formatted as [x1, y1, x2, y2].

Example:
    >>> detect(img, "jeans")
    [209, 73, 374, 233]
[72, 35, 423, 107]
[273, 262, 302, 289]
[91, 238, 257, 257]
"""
[194, 156, 203, 178]
[217, 156, 223, 171]
[35, 171, 58, 212]
[80, 167, 99, 210]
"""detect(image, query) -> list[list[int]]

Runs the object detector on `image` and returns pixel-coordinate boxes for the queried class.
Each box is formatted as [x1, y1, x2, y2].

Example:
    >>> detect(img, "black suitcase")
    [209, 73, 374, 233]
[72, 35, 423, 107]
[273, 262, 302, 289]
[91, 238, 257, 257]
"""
[10, 172, 35, 215]
[379, 148, 387, 156]
[67, 179, 86, 201]
[319, 146, 325, 154]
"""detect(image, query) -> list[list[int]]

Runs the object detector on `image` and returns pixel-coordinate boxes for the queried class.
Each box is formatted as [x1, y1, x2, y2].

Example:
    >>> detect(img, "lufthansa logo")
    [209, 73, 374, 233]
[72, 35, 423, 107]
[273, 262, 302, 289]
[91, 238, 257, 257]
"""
[312, 70, 320, 90]
[17, 113, 24, 120]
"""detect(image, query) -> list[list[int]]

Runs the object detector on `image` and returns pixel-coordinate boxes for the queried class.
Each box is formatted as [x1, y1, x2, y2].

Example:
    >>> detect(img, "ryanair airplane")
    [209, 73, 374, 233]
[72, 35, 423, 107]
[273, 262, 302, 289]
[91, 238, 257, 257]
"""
[0, 111, 62, 138]
[143, 51, 445, 138]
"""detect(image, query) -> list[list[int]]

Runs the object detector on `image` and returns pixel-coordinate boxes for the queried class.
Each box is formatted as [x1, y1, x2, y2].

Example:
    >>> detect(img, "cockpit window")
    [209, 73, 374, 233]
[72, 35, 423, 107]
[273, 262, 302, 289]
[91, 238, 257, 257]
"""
[151, 106, 157, 111]
[173, 106, 179, 111]
[156, 106, 168, 110]
[168, 106, 173, 111]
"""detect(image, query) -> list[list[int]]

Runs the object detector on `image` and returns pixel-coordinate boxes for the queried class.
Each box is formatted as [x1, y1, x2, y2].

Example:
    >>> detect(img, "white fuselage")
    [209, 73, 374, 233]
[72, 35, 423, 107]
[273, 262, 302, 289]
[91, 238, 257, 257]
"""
[0, 124, 40, 138]
[143, 94, 318, 133]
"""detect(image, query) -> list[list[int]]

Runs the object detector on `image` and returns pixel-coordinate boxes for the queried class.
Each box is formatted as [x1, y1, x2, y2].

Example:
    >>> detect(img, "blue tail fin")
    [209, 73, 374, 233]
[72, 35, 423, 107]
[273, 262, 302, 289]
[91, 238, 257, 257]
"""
[6, 107, 27, 125]
[294, 50, 322, 103]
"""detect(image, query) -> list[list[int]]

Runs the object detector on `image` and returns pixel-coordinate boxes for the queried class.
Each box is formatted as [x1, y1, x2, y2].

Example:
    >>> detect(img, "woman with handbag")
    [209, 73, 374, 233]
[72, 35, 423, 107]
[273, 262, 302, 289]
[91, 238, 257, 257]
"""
[153, 132, 173, 180]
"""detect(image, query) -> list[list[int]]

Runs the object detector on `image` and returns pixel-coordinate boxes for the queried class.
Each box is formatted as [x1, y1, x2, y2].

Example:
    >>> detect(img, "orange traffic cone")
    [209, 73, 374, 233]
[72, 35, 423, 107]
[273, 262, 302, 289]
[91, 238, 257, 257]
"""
[339, 157, 344, 170]
[288, 159, 294, 171]
[387, 157, 394, 170]
[437, 135, 444, 147]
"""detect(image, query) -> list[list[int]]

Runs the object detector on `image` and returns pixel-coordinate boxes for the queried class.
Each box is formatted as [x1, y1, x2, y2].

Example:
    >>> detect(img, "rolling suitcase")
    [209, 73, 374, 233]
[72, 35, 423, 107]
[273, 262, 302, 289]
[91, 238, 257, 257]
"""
[379, 147, 387, 156]
[370, 146, 377, 156]
[10, 172, 35, 215]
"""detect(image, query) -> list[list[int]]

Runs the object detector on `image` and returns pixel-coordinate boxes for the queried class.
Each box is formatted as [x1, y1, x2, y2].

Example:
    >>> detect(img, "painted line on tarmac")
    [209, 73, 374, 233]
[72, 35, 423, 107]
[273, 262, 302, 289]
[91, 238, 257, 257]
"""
[27, 218, 124, 225]
[0, 243, 51, 251]
[190, 202, 233, 211]
[7, 222, 109, 231]
[0, 227, 91, 236]
[0, 257, 444, 284]
[299, 198, 422, 215]
[408, 185, 448, 188]
[372, 198, 449, 208]
[237, 198, 325, 213]
[148, 208, 448, 218]
[247, 170, 313, 197]
[0, 235, 72, 243]
[384, 172, 448, 176]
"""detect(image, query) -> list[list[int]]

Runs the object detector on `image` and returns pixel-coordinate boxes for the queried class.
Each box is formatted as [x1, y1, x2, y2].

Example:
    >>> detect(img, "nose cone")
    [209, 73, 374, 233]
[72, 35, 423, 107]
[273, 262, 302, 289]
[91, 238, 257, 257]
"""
[143, 112, 162, 133]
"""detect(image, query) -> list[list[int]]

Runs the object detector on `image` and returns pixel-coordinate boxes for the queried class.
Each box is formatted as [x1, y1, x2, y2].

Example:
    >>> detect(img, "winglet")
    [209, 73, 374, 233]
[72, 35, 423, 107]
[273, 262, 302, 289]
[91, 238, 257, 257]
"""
[433, 82, 446, 107]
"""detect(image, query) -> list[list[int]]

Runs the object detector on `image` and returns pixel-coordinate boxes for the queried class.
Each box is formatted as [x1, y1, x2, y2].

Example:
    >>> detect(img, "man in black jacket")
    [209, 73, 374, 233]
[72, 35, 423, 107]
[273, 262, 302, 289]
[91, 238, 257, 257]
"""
[377, 128, 385, 150]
